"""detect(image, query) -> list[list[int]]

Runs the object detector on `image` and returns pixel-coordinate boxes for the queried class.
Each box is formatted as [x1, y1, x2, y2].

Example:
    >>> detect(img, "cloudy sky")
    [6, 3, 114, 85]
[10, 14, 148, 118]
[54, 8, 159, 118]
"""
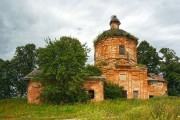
[0, 0, 180, 64]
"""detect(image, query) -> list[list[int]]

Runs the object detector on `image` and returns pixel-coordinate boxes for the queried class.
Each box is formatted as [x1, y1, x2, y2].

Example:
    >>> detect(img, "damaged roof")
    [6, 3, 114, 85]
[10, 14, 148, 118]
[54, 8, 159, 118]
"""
[24, 69, 42, 80]
[147, 73, 167, 82]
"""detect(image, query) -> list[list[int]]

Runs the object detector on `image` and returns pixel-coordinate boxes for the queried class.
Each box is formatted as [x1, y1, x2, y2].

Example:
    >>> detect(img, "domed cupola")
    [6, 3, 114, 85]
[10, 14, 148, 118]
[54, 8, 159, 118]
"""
[94, 15, 139, 65]
[110, 15, 121, 29]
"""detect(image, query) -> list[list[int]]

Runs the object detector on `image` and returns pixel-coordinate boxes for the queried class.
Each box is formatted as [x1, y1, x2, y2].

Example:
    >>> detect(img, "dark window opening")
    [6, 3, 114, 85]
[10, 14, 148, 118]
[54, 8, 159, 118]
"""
[88, 90, 94, 99]
[119, 45, 125, 55]
[122, 90, 127, 98]
[149, 95, 154, 98]
[133, 91, 138, 98]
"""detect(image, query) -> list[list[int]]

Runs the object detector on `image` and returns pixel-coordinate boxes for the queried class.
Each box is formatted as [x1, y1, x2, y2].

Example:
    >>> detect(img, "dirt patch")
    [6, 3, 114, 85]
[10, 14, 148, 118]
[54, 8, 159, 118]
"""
[2, 115, 16, 119]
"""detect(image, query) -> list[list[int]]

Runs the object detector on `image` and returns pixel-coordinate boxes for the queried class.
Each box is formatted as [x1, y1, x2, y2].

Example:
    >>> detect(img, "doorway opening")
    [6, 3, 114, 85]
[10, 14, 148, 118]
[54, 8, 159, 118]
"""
[122, 90, 127, 98]
[88, 90, 95, 99]
[149, 95, 154, 98]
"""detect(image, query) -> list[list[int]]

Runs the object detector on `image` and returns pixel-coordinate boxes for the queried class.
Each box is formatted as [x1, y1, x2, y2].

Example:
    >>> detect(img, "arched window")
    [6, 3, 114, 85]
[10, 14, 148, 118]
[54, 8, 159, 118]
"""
[119, 45, 125, 55]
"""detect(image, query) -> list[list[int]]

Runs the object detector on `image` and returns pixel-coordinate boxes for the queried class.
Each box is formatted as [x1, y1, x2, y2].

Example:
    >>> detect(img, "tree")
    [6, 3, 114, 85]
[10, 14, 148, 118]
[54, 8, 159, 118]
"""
[159, 48, 180, 96]
[0, 60, 16, 99]
[0, 58, 4, 64]
[137, 40, 160, 74]
[84, 64, 102, 76]
[12, 44, 37, 97]
[37, 36, 90, 104]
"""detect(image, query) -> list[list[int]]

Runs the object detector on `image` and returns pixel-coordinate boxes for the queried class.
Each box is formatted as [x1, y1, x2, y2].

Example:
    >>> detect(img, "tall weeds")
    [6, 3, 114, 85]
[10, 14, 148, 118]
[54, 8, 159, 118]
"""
[0, 97, 179, 120]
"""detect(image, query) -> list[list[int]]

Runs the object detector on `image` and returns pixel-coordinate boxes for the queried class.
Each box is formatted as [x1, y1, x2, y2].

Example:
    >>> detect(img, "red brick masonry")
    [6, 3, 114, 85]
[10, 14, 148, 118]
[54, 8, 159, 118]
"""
[84, 76, 105, 102]
[94, 36, 167, 99]
[27, 82, 42, 104]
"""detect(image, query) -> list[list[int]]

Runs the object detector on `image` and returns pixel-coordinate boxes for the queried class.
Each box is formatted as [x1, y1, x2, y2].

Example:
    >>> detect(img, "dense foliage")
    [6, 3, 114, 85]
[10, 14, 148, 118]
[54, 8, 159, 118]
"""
[104, 82, 124, 99]
[0, 61, 15, 98]
[0, 44, 37, 99]
[84, 64, 102, 76]
[37, 36, 90, 104]
[93, 29, 138, 46]
[159, 48, 180, 96]
[12, 44, 37, 97]
[137, 40, 180, 96]
[137, 40, 160, 74]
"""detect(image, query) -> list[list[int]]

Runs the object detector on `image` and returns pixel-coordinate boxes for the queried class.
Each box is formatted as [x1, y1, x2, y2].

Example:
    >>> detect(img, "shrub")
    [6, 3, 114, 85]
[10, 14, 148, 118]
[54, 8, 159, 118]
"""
[84, 64, 102, 76]
[104, 82, 124, 99]
[96, 62, 109, 67]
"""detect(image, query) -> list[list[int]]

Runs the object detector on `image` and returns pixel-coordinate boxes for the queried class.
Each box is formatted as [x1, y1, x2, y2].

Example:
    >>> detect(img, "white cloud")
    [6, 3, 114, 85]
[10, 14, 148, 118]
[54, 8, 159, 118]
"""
[0, 0, 180, 63]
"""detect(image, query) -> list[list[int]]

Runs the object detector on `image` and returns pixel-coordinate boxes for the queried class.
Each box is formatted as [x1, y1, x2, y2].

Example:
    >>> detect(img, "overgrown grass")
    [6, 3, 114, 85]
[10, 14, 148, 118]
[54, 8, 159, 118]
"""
[93, 29, 138, 46]
[0, 97, 180, 120]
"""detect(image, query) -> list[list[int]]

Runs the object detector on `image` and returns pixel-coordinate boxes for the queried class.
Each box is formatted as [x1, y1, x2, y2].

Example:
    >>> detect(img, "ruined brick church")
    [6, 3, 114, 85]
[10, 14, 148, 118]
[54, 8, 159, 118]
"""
[25, 16, 167, 104]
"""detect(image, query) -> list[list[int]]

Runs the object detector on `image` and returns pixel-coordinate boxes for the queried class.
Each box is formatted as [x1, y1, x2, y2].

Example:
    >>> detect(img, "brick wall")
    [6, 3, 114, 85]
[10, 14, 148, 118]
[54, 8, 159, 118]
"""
[95, 37, 137, 65]
[27, 82, 42, 104]
[84, 78, 105, 102]
[148, 81, 168, 97]
[95, 36, 149, 99]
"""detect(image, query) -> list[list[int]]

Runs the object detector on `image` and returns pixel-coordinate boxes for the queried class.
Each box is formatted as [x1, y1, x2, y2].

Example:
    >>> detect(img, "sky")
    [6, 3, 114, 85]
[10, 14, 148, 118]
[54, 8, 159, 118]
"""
[0, 0, 180, 64]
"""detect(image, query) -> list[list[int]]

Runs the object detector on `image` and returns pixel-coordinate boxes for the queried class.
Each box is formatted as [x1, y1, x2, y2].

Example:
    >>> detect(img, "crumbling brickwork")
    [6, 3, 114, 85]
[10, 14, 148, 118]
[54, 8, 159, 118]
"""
[95, 36, 149, 99]
[27, 82, 42, 104]
[94, 16, 167, 99]
[95, 37, 137, 65]
[148, 74, 168, 97]
[84, 77, 105, 102]
[148, 82, 167, 97]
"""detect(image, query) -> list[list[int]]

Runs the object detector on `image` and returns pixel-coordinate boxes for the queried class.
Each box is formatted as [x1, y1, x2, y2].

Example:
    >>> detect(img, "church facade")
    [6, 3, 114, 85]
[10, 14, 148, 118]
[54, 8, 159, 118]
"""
[25, 16, 167, 104]
[93, 16, 167, 99]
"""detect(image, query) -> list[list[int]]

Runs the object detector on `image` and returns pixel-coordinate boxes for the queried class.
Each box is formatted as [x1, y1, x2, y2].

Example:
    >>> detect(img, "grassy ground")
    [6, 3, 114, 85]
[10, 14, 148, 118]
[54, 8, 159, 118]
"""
[0, 97, 180, 120]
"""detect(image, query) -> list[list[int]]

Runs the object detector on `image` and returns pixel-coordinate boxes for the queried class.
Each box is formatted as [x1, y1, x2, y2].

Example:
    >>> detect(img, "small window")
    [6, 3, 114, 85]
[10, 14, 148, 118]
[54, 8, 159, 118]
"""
[88, 90, 94, 99]
[122, 90, 127, 98]
[133, 91, 138, 98]
[119, 45, 125, 55]
[119, 74, 126, 80]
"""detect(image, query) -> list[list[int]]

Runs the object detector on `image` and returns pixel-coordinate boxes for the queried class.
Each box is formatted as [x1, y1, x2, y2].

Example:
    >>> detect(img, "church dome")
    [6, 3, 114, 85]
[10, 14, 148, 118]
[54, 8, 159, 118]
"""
[93, 15, 138, 46]
[109, 15, 121, 25]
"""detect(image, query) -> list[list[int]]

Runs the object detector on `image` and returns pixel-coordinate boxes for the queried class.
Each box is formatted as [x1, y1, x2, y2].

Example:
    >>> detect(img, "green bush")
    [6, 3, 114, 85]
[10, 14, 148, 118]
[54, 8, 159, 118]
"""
[93, 29, 138, 46]
[96, 62, 109, 67]
[84, 64, 102, 76]
[104, 82, 124, 99]
[37, 36, 90, 104]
